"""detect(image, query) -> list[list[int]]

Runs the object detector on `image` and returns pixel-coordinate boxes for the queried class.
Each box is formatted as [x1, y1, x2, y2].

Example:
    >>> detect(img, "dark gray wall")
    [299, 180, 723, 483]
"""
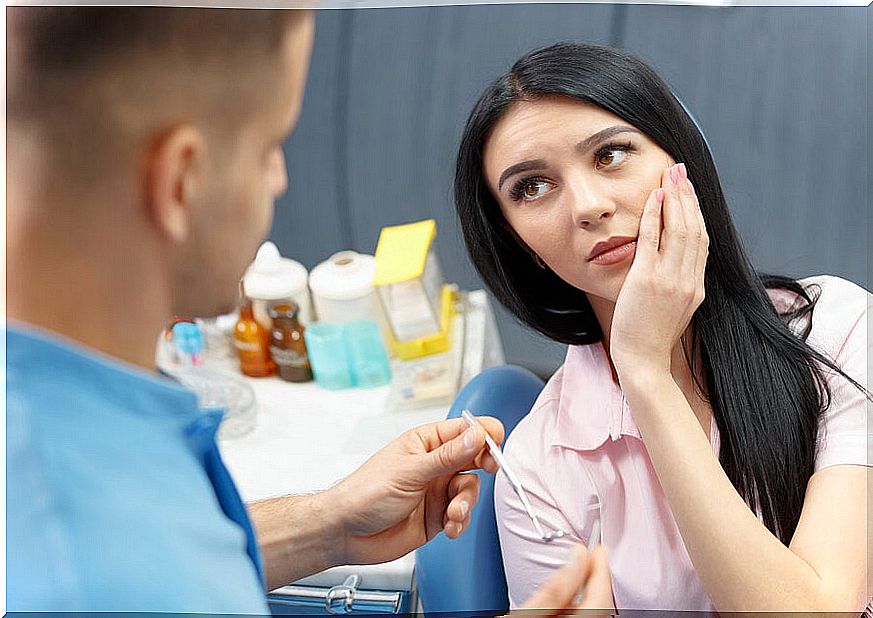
[270, 5, 869, 378]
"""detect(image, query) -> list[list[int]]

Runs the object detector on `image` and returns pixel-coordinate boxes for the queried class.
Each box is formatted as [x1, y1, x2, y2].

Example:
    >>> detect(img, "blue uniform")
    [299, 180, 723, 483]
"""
[7, 324, 269, 614]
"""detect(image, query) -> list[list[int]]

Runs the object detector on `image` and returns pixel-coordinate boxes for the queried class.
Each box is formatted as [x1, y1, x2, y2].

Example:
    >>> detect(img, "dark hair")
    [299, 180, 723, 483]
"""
[455, 42, 866, 544]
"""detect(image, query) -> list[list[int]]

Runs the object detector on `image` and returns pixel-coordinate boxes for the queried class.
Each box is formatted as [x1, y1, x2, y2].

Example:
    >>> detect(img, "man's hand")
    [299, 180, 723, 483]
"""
[330, 416, 504, 566]
[517, 545, 614, 616]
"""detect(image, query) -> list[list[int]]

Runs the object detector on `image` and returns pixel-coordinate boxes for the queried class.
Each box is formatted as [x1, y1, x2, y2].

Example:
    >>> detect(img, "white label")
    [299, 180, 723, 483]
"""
[271, 346, 308, 367]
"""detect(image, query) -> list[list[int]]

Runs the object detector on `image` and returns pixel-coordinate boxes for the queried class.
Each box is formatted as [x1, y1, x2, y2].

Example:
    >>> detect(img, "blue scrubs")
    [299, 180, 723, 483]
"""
[7, 325, 269, 614]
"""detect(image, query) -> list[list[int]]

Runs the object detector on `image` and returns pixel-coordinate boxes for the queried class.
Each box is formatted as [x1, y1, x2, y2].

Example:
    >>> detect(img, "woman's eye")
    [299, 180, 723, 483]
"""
[523, 180, 550, 198]
[597, 148, 627, 168]
[510, 178, 553, 202]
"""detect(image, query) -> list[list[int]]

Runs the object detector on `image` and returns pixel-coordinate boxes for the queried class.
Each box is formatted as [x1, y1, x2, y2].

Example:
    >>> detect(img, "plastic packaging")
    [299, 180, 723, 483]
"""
[345, 320, 391, 388]
[304, 322, 353, 390]
[172, 367, 257, 440]
[304, 320, 391, 390]
[373, 220, 444, 341]
[169, 320, 204, 366]
[373, 220, 455, 359]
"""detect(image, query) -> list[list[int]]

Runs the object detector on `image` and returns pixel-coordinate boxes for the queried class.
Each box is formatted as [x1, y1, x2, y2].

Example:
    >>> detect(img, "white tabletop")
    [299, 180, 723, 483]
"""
[215, 290, 503, 591]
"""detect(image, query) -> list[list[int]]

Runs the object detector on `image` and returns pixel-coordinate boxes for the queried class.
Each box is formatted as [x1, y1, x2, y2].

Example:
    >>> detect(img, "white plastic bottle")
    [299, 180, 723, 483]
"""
[243, 241, 313, 330]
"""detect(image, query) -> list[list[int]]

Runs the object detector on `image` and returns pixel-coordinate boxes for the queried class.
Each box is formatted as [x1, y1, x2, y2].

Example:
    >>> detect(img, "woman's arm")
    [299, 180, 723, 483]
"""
[621, 373, 867, 611]
[609, 164, 868, 611]
[493, 426, 611, 610]
[494, 453, 585, 607]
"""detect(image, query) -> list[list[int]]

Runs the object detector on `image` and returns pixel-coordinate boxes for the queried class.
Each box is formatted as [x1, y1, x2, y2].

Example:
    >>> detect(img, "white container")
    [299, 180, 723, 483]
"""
[308, 251, 388, 331]
[243, 241, 313, 328]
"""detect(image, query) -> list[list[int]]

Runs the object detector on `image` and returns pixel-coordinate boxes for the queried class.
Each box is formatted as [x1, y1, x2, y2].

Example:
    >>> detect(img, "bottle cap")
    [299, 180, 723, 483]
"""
[243, 242, 309, 301]
[268, 301, 300, 321]
[308, 251, 376, 301]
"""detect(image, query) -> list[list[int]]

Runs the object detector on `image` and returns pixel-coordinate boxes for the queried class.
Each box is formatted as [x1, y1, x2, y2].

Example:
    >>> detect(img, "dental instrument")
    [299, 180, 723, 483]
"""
[461, 409, 566, 543]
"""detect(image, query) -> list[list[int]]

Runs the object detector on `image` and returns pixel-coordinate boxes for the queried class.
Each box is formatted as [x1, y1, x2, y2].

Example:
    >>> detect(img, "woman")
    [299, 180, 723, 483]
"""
[455, 42, 869, 612]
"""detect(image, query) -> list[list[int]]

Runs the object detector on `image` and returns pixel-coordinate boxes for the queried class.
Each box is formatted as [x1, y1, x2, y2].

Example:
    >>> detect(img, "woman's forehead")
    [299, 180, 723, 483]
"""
[483, 97, 642, 174]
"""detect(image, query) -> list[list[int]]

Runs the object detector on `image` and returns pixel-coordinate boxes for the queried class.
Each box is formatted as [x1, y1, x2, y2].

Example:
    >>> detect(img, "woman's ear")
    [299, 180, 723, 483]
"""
[141, 125, 206, 245]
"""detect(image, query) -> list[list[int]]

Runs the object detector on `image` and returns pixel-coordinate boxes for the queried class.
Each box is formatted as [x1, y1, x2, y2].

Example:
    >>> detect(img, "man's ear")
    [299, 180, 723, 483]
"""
[142, 125, 206, 244]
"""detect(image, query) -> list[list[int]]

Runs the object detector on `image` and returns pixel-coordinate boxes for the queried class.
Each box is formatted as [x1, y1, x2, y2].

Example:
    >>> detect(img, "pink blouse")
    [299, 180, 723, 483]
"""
[495, 275, 870, 611]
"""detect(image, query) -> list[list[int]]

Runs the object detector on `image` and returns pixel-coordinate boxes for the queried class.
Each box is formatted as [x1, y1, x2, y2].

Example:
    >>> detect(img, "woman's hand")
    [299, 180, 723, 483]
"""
[609, 162, 708, 384]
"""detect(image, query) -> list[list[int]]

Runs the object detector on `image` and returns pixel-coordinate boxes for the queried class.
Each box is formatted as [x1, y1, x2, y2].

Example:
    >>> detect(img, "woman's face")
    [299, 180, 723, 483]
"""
[483, 96, 674, 304]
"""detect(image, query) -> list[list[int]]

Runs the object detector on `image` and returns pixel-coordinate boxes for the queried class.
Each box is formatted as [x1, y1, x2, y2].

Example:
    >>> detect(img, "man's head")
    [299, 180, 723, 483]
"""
[8, 7, 314, 317]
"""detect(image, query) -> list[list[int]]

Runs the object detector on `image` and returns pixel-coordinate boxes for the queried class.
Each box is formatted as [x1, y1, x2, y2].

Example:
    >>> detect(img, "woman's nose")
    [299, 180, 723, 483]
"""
[567, 176, 616, 229]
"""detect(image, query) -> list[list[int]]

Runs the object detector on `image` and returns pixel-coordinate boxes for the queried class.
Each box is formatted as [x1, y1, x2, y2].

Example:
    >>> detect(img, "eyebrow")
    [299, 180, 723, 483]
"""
[497, 159, 548, 191]
[575, 125, 641, 154]
[496, 125, 642, 191]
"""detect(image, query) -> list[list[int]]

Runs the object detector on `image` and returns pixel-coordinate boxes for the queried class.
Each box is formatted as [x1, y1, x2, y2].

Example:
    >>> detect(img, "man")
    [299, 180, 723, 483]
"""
[7, 7, 611, 613]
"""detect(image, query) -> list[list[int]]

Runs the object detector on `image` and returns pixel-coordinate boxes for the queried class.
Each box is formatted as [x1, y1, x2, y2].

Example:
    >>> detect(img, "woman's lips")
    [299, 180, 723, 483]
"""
[589, 240, 637, 266]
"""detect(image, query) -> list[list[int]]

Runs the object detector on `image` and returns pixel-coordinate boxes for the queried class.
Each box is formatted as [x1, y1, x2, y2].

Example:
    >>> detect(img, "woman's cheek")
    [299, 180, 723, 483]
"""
[627, 179, 656, 215]
[528, 221, 568, 258]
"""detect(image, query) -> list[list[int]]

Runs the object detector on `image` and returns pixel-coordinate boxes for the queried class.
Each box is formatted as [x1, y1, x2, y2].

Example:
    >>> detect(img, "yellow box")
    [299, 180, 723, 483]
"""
[385, 285, 458, 360]
[374, 220, 455, 360]
[373, 219, 437, 287]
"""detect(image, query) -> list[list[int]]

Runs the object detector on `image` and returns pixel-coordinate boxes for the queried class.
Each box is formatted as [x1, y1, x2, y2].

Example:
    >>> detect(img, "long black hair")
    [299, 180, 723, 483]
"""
[455, 42, 866, 545]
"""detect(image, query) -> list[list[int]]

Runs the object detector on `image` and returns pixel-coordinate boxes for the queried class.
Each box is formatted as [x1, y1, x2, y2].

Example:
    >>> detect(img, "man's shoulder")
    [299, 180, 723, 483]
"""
[7, 370, 267, 613]
[6, 325, 267, 613]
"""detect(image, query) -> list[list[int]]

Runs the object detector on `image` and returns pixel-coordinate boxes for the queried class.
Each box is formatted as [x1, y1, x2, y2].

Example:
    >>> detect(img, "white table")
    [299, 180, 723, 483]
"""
[216, 290, 504, 610]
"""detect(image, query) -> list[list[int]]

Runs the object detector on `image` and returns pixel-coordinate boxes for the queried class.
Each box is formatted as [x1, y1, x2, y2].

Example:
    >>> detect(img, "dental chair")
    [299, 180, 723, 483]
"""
[414, 365, 545, 616]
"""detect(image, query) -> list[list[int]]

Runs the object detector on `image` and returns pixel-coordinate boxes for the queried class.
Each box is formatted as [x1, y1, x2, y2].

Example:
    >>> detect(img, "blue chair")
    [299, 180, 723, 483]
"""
[415, 365, 545, 616]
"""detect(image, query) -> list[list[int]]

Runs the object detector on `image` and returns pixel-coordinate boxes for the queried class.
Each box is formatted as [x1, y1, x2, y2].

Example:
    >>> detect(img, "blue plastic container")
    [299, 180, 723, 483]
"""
[345, 320, 391, 388]
[304, 322, 353, 390]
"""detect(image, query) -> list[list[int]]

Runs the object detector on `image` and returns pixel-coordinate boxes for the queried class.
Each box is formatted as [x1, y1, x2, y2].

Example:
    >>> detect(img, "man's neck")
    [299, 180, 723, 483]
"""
[9, 215, 172, 372]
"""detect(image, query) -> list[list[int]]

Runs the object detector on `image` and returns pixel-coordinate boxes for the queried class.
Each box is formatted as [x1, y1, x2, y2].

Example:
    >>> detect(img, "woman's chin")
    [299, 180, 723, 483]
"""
[573, 270, 630, 304]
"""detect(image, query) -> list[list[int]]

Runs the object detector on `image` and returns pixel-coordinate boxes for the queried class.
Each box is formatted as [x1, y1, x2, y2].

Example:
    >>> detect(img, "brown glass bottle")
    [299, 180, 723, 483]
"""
[234, 283, 276, 377]
[268, 302, 313, 382]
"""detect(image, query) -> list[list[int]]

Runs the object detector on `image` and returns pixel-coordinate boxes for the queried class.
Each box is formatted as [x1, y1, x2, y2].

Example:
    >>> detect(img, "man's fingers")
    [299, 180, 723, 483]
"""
[520, 545, 593, 611]
[415, 416, 505, 480]
[421, 425, 483, 480]
[443, 473, 480, 534]
[465, 415, 503, 474]
[577, 546, 615, 610]
[416, 416, 505, 452]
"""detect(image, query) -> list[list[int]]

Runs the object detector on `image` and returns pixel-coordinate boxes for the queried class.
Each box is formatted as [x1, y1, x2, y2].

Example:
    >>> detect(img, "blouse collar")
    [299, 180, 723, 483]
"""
[551, 342, 642, 451]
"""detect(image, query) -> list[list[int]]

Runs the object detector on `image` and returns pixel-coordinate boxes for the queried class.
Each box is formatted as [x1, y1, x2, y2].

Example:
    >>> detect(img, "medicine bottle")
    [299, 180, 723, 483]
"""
[234, 282, 276, 377]
[268, 302, 313, 383]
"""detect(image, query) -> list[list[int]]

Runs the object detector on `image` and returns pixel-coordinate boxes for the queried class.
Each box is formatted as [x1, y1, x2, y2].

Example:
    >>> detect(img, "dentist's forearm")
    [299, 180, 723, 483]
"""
[249, 490, 345, 591]
[620, 373, 837, 611]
